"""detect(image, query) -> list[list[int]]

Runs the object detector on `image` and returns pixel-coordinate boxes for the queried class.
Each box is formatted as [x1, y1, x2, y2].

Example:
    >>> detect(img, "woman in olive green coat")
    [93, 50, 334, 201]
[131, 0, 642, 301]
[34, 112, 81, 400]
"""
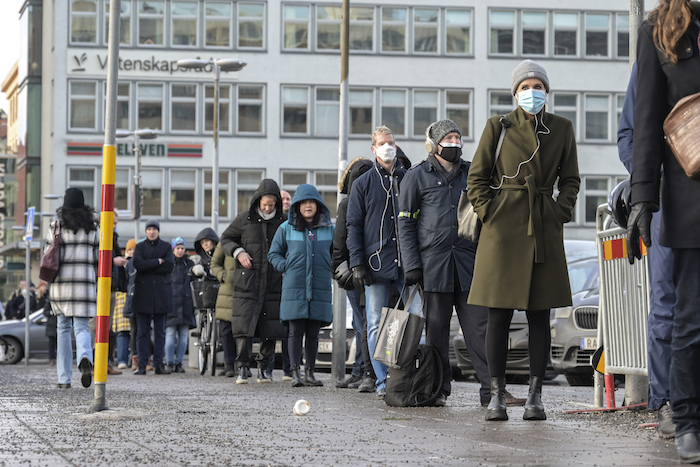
[467, 60, 580, 422]
[210, 242, 238, 376]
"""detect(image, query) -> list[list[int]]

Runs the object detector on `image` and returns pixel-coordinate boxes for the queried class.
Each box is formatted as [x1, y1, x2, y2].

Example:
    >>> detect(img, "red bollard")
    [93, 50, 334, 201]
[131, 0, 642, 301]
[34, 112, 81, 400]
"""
[604, 374, 616, 408]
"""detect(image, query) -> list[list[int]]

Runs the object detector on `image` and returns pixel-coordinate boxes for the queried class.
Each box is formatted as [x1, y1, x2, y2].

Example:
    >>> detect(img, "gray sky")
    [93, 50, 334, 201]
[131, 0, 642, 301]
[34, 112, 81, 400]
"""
[0, 0, 24, 114]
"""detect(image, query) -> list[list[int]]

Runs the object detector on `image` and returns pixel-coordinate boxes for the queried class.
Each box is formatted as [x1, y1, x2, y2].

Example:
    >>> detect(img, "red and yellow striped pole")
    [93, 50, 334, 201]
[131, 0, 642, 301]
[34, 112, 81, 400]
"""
[90, 0, 121, 413]
[94, 147, 115, 386]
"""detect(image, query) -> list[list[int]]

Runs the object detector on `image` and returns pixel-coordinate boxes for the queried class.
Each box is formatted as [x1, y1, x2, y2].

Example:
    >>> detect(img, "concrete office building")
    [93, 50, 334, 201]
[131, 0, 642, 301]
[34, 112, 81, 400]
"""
[10, 0, 633, 263]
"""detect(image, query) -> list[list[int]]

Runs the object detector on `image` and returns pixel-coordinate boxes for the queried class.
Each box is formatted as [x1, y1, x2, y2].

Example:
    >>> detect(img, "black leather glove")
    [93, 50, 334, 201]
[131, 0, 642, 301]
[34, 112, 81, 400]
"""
[404, 268, 423, 287]
[352, 265, 369, 291]
[626, 202, 655, 264]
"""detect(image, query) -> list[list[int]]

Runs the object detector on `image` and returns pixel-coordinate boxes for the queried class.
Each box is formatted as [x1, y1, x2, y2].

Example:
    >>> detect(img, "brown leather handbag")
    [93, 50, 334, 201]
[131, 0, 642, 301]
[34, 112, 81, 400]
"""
[663, 91, 700, 180]
[39, 221, 61, 283]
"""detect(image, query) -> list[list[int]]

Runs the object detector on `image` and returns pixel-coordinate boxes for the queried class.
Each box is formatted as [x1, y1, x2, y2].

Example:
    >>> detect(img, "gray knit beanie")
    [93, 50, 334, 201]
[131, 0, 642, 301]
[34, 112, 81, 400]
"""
[511, 59, 550, 96]
[145, 218, 160, 231]
[428, 119, 461, 154]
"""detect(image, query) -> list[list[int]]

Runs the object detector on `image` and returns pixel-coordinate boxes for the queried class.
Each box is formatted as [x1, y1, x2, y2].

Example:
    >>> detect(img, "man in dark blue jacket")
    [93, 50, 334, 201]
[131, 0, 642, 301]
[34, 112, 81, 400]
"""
[618, 63, 676, 438]
[398, 119, 490, 407]
[346, 125, 422, 399]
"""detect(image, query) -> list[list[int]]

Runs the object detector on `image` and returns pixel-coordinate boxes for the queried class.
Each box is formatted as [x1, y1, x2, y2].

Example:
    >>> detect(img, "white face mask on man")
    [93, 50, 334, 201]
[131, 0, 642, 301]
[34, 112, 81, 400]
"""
[373, 143, 397, 163]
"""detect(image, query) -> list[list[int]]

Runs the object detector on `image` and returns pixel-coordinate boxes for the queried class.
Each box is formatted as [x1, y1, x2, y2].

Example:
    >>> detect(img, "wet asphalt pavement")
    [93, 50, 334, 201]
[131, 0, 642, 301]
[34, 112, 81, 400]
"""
[0, 360, 682, 466]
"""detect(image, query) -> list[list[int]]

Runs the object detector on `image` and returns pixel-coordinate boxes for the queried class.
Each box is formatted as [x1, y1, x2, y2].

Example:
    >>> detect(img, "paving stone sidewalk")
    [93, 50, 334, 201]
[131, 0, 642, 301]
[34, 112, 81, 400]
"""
[0, 361, 681, 466]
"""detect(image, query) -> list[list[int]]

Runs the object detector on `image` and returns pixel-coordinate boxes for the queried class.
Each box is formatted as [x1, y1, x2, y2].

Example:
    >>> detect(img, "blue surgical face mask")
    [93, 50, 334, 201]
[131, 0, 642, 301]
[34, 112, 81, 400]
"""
[517, 89, 547, 115]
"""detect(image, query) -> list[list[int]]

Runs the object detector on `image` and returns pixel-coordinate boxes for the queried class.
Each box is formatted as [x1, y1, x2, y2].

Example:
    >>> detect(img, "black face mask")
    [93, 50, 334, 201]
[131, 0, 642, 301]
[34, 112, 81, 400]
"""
[438, 145, 462, 163]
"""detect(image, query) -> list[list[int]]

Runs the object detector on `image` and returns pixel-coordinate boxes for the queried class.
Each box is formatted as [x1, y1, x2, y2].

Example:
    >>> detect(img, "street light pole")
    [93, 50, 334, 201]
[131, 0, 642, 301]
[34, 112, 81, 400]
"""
[212, 64, 220, 230]
[175, 58, 247, 230]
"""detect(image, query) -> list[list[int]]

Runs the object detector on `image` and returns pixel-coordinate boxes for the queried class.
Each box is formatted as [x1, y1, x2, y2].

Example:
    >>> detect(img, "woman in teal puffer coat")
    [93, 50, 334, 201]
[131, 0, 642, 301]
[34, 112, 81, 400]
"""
[268, 184, 334, 388]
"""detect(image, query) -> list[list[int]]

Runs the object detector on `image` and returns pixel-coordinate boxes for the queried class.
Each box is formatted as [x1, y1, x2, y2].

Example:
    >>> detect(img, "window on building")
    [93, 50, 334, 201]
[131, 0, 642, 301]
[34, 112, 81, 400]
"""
[138, 0, 165, 45]
[69, 168, 96, 207]
[414, 8, 438, 53]
[171, 1, 198, 47]
[170, 170, 196, 217]
[350, 7, 374, 51]
[553, 12, 578, 56]
[137, 83, 163, 130]
[238, 2, 265, 48]
[71, 0, 98, 44]
[204, 170, 230, 218]
[237, 170, 264, 215]
[381, 89, 406, 136]
[381, 7, 406, 52]
[316, 171, 338, 218]
[281, 170, 308, 202]
[552, 93, 578, 139]
[171, 84, 197, 132]
[585, 177, 609, 223]
[522, 11, 547, 56]
[205, 2, 231, 47]
[141, 169, 163, 216]
[238, 85, 264, 133]
[315, 87, 340, 137]
[69, 81, 97, 130]
[350, 89, 373, 135]
[585, 13, 609, 57]
[617, 14, 630, 58]
[585, 94, 609, 141]
[282, 86, 309, 134]
[115, 168, 130, 211]
[105, 0, 131, 45]
[489, 91, 515, 118]
[445, 9, 471, 55]
[205, 84, 230, 132]
[413, 90, 438, 137]
[103, 82, 130, 130]
[490, 10, 515, 54]
[445, 90, 471, 138]
[316, 5, 341, 50]
[283, 4, 309, 50]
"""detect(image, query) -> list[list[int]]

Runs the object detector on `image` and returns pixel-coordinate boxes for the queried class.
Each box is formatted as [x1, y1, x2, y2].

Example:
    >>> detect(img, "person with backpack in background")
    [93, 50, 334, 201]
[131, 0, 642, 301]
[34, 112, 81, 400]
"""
[165, 237, 195, 373]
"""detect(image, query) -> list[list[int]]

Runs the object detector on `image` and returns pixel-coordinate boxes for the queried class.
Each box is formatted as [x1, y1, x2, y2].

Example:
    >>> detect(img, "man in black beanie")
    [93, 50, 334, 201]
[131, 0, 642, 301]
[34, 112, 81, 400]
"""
[132, 218, 174, 375]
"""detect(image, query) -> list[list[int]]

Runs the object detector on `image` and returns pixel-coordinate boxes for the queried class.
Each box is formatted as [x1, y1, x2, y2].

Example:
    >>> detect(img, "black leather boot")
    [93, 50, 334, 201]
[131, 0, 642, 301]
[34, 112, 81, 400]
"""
[291, 365, 304, 387]
[485, 376, 508, 421]
[304, 366, 323, 387]
[523, 376, 546, 420]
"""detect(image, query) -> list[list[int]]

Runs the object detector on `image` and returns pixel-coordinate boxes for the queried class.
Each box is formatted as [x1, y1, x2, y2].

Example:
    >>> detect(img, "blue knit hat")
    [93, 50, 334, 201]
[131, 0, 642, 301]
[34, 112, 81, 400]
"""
[171, 237, 186, 249]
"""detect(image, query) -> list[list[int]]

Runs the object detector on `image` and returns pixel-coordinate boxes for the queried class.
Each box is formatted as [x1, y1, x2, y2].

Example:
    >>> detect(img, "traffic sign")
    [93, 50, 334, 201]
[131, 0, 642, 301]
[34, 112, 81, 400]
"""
[25, 207, 35, 242]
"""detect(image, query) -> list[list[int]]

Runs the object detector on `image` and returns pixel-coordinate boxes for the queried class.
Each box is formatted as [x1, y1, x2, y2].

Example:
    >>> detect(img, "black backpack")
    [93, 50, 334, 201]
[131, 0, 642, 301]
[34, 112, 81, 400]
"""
[384, 345, 443, 407]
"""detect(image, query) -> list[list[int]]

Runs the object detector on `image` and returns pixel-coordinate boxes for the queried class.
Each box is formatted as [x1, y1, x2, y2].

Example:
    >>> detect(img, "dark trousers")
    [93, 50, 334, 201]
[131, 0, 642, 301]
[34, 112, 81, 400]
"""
[671, 248, 700, 436]
[136, 313, 166, 369]
[647, 209, 675, 410]
[219, 320, 237, 366]
[288, 319, 323, 368]
[48, 336, 57, 360]
[267, 339, 291, 374]
[347, 289, 368, 377]
[424, 290, 490, 403]
[486, 309, 550, 379]
[235, 336, 275, 369]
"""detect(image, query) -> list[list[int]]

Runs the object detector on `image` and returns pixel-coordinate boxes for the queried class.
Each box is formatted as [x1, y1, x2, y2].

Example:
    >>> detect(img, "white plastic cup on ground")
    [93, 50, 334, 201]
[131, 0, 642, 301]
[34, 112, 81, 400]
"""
[293, 400, 310, 416]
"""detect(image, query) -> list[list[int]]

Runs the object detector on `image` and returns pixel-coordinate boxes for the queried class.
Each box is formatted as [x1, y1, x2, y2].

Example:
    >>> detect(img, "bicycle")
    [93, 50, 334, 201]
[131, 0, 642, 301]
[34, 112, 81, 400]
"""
[191, 279, 221, 376]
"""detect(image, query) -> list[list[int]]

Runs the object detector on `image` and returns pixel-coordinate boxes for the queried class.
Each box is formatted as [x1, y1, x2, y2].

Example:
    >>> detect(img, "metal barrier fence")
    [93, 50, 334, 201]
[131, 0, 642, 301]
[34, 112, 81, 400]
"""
[595, 204, 651, 377]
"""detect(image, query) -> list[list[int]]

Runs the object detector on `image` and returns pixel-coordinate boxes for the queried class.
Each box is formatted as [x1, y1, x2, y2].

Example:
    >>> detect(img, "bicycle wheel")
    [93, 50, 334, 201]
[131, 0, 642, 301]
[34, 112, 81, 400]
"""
[197, 311, 209, 375]
[209, 312, 218, 376]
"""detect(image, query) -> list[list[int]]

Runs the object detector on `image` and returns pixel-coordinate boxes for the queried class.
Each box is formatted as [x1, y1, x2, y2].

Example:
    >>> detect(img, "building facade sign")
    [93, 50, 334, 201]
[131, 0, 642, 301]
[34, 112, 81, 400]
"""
[67, 49, 241, 79]
[0, 161, 7, 269]
[66, 142, 202, 157]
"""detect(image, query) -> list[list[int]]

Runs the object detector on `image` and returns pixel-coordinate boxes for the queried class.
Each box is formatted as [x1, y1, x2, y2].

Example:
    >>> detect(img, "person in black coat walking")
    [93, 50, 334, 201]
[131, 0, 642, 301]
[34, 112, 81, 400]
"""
[219, 179, 287, 384]
[132, 219, 174, 375]
[627, 0, 700, 461]
[165, 237, 195, 373]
